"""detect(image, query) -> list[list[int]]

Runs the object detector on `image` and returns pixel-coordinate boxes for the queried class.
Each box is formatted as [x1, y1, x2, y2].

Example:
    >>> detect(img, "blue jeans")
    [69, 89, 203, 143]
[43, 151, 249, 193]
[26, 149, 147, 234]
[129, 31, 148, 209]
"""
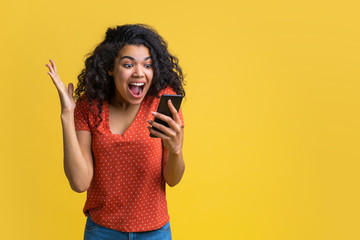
[84, 215, 172, 240]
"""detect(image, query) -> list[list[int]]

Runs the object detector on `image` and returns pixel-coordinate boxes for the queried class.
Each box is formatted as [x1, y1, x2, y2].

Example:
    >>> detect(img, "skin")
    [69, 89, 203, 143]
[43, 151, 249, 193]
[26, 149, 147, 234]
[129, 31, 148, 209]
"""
[45, 44, 185, 192]
[109, 45, 153, 108]
[148, 106, 185, 187]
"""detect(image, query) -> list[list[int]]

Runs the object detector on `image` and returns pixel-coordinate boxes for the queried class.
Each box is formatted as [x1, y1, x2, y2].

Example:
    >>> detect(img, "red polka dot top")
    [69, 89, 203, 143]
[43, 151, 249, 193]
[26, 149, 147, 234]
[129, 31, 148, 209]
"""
[74, 86, 184, 232]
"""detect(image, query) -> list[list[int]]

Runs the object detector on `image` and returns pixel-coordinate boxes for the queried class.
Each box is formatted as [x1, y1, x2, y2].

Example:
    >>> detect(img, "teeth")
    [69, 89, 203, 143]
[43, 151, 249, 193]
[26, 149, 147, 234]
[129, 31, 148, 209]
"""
[129, 82, 144, 86]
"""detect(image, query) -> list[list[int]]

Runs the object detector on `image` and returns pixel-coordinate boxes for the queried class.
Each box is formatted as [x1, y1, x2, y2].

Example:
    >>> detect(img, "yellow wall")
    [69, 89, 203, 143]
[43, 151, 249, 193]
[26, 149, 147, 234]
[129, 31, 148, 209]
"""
[1, 0, 359, 239]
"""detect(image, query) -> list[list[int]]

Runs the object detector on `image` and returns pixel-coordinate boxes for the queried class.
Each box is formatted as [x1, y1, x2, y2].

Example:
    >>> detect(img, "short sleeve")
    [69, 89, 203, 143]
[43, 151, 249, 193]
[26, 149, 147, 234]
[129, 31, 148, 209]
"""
[159, 86, 185, 127]
[74, 97, 90, 131]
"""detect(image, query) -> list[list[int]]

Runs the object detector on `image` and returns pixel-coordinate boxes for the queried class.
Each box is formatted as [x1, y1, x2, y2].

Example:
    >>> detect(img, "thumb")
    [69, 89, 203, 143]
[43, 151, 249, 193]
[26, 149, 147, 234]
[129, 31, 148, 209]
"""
[68, 83, 74, 97]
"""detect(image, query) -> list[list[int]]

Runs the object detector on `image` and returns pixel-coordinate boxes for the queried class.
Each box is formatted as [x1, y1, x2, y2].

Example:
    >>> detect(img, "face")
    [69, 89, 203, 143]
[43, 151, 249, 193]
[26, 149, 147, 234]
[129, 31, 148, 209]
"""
[109, 44, 153, 105]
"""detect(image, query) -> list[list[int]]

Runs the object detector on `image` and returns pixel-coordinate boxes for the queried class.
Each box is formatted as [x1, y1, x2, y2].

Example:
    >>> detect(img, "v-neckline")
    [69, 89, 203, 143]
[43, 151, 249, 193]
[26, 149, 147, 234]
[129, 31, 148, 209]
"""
[105, 100, 143, 138]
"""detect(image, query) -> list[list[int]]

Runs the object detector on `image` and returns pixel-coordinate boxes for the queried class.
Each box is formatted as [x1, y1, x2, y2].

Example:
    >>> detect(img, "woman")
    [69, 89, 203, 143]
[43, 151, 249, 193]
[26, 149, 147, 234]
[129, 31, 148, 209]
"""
[45, 24, 185, 240]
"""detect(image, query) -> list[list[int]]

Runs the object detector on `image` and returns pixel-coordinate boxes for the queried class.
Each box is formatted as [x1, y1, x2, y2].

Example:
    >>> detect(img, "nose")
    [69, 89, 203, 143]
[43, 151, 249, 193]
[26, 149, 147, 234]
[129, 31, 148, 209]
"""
[132, 65, 144, 78]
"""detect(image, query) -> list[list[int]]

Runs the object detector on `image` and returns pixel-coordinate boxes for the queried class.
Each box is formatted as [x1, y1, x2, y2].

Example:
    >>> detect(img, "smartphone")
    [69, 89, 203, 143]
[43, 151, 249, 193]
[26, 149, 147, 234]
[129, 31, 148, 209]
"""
[150, 94, 183, 138]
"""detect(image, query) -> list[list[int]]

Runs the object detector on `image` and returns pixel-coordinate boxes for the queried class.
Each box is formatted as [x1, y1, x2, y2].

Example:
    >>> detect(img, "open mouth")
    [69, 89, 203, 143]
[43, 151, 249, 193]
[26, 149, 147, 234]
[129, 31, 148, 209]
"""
[128, 82, 145, 97]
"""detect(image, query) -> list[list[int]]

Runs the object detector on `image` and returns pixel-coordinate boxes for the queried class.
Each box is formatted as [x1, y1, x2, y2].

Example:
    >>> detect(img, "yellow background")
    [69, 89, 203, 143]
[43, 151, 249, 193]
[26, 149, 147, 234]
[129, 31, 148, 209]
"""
[1, 0, 359, 239]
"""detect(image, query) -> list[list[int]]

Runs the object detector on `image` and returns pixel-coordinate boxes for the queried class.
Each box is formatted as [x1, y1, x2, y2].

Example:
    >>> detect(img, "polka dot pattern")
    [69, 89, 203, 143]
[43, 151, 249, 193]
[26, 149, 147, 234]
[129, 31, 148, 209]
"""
[74, 86, 184, 232]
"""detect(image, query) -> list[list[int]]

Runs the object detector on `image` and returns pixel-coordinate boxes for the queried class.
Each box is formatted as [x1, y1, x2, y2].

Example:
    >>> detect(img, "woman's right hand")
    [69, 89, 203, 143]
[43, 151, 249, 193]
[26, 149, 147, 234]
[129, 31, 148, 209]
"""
[45, 59, 76, 114]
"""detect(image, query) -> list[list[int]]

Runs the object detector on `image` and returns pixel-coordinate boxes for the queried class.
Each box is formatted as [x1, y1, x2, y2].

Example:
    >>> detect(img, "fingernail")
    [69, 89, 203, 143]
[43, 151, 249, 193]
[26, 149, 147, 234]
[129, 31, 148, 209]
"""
[151, 112, 157, 116]
[147, 120, 152, 124]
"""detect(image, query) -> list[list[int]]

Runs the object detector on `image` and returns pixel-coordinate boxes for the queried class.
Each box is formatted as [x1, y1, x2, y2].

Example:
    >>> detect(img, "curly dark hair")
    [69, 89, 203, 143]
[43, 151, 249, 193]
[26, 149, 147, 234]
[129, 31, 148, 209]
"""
[75, 23, 185, 127]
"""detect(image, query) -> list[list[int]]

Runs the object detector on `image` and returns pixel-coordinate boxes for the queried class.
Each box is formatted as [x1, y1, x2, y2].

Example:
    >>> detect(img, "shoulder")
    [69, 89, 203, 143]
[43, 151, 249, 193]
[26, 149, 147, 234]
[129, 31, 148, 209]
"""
[75, 95, 89, 108]
[75, 95, 104, 117]
[144, 85, 178, 103]
[158, 85, 179, 96]
[74, 95, 90, 114]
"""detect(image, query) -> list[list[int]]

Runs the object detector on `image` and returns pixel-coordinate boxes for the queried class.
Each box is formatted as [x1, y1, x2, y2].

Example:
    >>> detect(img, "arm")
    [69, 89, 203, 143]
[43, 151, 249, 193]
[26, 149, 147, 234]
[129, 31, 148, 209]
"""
[162, 127, 185, 187]
[46, 59, 94, 193]
[148, 100, 185, 187]
[62, 113, 94, 192]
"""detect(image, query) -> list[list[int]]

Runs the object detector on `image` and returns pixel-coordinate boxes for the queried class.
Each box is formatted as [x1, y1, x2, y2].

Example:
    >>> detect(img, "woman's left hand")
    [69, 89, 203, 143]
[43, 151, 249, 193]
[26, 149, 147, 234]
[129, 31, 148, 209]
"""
[148, 100, 183, 154]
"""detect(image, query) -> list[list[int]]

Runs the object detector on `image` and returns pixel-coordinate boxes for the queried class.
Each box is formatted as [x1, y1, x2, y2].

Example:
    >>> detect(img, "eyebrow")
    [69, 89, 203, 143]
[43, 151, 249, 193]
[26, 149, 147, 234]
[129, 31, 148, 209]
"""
[119, 56, 152, 61]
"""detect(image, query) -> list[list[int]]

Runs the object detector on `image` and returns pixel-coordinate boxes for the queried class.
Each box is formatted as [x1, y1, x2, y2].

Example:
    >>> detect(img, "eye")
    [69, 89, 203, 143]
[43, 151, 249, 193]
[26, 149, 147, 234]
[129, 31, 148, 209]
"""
[144, 64, 152, 69]
[124, 64, 133, 68]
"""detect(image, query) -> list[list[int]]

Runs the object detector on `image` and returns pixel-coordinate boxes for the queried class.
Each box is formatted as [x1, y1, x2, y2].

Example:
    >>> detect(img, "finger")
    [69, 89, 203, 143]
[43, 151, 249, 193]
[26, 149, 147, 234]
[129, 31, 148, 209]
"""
[46, 71, 58, 85]
[148, 126, 170, 140]
[48, 72, 60, 91]
[46, 69, 63, 91]
[45, 63, 55, 75]
[49, 59, 58, 73]
[167, 100, 181, 124]
[46, 66, 58, 81]
[151, 112, 179, 131]
[152, 114, 180, 133]
[68, 83, 74, 96]
[149, 120, 177, 137]
[46, 60, 63, 83]
[46, 70, 53, 78]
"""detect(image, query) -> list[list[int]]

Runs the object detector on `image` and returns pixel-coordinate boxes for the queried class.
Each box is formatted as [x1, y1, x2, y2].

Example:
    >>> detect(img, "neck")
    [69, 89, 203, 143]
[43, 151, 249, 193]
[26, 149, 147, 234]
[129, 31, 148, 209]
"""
[110, 96, 139, 111]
